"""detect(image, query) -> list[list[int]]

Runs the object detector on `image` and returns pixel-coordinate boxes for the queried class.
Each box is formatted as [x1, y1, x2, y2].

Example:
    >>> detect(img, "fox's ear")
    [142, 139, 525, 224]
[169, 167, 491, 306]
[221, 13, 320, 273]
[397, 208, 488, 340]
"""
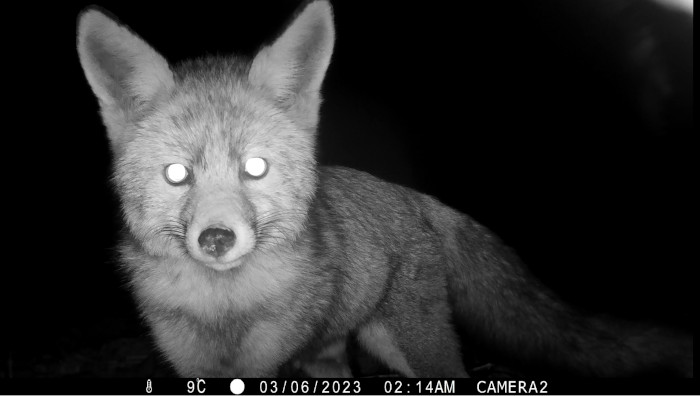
[77, 8, 174, 147]
[249, 0, 335, 129]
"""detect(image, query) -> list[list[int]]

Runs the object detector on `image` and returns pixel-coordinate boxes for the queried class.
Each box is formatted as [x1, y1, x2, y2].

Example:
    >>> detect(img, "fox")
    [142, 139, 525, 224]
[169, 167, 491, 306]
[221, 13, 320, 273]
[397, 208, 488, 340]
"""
[77, 0, 693, 378]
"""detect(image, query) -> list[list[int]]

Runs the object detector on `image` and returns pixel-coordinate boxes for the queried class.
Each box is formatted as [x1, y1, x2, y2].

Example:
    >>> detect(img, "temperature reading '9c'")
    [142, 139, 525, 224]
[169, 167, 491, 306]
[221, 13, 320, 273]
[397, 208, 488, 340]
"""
[187, 378, 207, 394]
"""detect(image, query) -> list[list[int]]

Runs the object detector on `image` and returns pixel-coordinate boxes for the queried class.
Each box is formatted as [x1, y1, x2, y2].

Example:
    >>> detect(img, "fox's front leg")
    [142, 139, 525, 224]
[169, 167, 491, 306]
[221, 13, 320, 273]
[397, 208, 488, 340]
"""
[285, 337, 353, 378]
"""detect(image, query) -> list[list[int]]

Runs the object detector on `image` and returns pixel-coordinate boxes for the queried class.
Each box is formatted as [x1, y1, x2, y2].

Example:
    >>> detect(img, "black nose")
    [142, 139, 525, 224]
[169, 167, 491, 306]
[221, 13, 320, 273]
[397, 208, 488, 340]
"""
[198, 227, 236, 258]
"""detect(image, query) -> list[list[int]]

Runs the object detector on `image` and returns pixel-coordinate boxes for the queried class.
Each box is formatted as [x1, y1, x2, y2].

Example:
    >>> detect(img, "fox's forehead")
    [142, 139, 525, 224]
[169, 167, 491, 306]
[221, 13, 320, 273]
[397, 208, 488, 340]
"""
[148, 69, 284, 148]
[133, 93, 287, 172]
[131, 56, 310, 161]
[166, 87, 267, 133]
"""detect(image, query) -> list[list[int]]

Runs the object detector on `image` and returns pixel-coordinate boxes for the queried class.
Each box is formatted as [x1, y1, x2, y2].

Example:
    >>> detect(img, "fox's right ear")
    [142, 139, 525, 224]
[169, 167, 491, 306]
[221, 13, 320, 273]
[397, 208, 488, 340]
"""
[77, 8, 173, 148]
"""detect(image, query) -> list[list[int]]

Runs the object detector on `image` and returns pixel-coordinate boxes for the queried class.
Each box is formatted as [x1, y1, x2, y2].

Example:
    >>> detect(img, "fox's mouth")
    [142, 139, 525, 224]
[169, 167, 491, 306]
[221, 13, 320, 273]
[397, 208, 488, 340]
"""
[186, 244, 253, 271]
[195, 256, 247, 271]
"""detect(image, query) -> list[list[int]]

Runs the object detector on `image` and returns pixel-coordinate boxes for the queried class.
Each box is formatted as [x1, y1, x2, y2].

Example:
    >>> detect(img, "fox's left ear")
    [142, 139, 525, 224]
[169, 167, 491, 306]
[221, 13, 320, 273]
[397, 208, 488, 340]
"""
[249, 0, 335, 130]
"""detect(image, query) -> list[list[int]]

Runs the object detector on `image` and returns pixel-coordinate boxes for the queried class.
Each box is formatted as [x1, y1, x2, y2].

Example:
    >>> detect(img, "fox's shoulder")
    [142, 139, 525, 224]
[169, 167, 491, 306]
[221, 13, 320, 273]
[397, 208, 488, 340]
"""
[314, 165, 455, 227]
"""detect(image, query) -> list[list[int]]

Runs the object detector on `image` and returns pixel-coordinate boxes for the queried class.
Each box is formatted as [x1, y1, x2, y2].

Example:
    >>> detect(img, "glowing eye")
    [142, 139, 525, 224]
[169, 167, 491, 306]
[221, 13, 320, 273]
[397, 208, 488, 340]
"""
[244, 157, 268, 178]
[164, 163, 189, 185]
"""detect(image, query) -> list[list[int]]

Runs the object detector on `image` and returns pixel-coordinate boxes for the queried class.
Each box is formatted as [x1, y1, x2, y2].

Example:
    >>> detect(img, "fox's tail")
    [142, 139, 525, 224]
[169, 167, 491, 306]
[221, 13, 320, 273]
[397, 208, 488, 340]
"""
[429, 200, 693, 377]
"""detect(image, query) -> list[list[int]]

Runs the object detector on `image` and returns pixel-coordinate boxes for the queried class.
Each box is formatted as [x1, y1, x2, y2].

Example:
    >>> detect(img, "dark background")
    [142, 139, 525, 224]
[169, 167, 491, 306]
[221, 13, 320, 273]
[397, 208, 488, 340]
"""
[3, 0, 694, 377]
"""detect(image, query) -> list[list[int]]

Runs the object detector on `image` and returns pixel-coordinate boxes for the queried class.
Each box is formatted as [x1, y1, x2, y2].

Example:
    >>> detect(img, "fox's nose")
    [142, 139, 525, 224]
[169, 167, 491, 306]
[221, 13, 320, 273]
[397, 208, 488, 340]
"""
[198, 227, 236, 258]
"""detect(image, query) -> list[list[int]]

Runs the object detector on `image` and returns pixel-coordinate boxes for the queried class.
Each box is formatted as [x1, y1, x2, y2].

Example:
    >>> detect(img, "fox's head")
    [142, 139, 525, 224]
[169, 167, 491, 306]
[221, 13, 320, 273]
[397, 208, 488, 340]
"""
[77, 1, 334, 270]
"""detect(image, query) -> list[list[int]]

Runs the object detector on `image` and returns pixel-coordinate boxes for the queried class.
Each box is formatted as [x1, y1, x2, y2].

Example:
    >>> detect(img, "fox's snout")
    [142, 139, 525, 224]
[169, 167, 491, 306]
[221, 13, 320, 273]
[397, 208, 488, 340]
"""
[184, 190, 257, 270]
[198, 226, 236, 258]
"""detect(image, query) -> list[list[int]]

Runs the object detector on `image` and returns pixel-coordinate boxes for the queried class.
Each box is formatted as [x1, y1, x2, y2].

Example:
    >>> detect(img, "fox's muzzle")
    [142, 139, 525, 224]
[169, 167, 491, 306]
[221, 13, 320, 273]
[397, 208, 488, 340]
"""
[185, 187, 256, 270]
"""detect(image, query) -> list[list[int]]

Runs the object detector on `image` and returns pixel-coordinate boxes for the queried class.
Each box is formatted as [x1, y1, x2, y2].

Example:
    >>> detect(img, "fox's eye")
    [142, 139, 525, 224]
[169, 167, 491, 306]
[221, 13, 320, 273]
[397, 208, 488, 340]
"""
[244, 157, 268, 179]
[164, 163, 190, 185]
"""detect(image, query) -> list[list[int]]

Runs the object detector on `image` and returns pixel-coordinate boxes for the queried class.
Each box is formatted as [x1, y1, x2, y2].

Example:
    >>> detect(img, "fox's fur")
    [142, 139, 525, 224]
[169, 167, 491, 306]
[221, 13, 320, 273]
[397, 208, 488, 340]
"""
[77, 1, 693, 378]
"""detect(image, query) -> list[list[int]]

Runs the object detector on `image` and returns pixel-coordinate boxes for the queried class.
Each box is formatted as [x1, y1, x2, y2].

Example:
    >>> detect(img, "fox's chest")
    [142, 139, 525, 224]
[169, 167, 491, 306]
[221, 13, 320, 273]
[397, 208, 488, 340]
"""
[146, 304, 290, 376]
[132, 254, 297, 319]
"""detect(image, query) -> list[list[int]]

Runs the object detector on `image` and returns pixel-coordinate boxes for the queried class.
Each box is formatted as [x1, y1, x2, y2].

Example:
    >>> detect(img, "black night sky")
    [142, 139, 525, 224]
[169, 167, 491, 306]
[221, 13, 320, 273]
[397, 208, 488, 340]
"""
[3, 0, 694, 380]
